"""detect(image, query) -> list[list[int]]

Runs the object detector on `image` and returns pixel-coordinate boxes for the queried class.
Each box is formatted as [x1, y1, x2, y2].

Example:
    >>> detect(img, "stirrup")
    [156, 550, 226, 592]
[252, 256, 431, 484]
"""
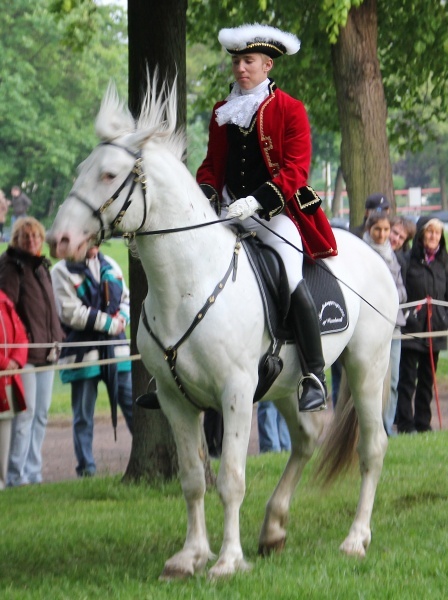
[135, 391, 161, 410]
[298, 373, 328, 413]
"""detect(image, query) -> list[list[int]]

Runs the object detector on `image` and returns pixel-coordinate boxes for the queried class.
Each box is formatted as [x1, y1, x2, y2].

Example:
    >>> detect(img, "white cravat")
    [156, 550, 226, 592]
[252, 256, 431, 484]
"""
[215, 79, 270, 128]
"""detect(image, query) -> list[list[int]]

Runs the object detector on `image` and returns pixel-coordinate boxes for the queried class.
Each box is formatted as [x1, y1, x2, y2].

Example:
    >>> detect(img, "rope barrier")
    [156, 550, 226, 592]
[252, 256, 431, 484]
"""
[0, 297, 446, 431]
[426, 297, 443, 430]
[0, 354, 141, 378]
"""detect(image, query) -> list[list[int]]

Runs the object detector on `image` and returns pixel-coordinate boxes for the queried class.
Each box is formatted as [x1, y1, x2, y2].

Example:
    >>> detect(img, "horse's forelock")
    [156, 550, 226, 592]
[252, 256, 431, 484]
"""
[95, 83, 135, 142]
[94, 76, 186, 159]
[136, 74, 186, 159]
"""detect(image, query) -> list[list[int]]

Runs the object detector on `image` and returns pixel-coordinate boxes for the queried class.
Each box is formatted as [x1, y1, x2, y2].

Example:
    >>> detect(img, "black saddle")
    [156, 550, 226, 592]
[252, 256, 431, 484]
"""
[242, 233, 348, 402]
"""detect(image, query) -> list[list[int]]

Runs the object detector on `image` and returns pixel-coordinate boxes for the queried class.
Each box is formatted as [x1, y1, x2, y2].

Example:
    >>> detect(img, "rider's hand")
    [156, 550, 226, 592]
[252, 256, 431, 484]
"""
[227, 196, 262, 221]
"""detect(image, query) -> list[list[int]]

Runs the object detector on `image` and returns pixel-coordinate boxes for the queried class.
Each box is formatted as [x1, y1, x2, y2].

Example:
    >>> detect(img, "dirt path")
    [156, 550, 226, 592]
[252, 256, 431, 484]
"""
[42, 407, 262, 483]
[42, 393, 448, 484]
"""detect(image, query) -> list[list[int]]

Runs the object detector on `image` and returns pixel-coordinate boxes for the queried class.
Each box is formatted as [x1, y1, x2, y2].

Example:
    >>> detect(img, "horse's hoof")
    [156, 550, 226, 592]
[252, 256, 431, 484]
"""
[207, 558, 252, 580]
[258, 536, 286, 556]
[339, 538, 367, 558]
[159, 565, 193, 581]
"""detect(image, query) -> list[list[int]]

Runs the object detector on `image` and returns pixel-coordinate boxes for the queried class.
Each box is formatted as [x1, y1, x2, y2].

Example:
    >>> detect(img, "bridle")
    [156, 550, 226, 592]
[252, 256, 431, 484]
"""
[68, 142, 148, 243]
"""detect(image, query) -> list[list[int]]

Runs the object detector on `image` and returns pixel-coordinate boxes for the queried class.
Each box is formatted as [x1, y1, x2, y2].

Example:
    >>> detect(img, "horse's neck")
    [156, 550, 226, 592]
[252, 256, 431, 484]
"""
[137, 149, 236, 332]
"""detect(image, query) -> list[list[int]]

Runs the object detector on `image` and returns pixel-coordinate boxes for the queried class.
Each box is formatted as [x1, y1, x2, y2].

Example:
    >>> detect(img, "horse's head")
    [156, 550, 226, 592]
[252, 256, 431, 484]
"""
[47, 77, 182, 260]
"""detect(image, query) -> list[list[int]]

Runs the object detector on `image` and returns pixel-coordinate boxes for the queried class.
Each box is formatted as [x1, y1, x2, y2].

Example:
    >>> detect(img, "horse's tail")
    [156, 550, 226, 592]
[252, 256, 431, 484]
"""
[313, 367, 359, 486]
[313, 359, 391, 486]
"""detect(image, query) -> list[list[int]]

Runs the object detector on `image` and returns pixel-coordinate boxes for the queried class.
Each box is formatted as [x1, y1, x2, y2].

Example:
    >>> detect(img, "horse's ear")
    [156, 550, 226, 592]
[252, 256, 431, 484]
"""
[126, 123, 170, 151]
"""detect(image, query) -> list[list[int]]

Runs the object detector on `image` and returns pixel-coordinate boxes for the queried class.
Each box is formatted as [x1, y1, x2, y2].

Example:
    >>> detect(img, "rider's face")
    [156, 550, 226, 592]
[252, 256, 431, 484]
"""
[231, 53, 273, 90]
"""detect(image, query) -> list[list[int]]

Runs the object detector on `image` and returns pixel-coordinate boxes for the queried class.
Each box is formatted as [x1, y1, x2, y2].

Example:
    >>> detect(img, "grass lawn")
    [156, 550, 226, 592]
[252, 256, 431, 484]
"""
[0, 432, 447, 598]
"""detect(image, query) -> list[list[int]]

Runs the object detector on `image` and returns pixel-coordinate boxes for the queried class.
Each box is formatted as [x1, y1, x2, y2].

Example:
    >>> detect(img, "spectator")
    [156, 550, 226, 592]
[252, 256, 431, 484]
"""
[0, 290, 28, 490]
[396, 216, 448, 434]
[257, 401, 291, 453]
[363, 212, 407, 436]
[10, 185, 32, 226]
[0, 189, 11, 241]
[389, 216, 416, 279]
[330, 359, 342, 408]
[0, 217, 64, 486]
[350, 193, 390, 238]
[51, 245, 133, 477]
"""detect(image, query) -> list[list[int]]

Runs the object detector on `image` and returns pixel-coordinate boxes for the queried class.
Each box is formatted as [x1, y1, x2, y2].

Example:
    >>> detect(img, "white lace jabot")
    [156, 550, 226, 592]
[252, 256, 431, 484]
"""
[215, 79, 270, 128]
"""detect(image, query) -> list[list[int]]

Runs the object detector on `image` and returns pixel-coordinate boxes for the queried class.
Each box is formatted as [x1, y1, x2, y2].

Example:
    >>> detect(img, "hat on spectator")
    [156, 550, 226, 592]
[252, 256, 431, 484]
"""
[365, 193, 390, 211]
[218, 24, 301, 59]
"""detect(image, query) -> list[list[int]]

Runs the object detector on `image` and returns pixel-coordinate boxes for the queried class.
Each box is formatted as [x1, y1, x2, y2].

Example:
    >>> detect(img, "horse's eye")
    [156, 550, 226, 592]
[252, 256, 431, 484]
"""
[101, 172, 116, 183]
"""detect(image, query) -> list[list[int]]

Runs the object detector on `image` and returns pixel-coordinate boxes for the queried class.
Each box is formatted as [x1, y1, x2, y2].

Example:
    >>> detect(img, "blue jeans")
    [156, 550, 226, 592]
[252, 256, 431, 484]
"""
[384, 336, 401, 436]
[331, 359, 342, 408]
[8, 366, 55, 486]
[71, 371, 133, 476]
[257, 401, 291, 453]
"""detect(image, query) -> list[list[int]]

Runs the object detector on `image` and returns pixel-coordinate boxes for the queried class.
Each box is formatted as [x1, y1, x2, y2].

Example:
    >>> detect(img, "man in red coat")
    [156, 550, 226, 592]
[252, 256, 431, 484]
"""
[197, 24, 337, 412]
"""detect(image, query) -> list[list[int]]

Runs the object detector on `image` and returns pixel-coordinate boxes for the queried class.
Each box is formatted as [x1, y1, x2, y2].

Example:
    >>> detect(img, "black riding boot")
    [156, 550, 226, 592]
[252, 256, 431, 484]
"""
[290, 280, 327, 412]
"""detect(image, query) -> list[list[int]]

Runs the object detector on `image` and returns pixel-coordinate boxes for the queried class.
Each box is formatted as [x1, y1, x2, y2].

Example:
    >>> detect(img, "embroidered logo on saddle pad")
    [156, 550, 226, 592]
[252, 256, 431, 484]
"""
[303, 260, 348, 335]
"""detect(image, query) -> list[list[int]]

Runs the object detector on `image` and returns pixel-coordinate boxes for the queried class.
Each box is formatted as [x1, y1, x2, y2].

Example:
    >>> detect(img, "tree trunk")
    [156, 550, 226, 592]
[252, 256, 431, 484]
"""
[440, 161, 447, 210]
[331, 165, 345, 217]
[123, 0, 215, 485]
[331, 0, 394, 228]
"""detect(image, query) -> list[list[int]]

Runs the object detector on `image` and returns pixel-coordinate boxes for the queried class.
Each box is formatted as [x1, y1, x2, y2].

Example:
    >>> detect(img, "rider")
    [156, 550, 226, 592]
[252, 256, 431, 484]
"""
[137, 24, 337, 413]
[196, 24, 337, 412]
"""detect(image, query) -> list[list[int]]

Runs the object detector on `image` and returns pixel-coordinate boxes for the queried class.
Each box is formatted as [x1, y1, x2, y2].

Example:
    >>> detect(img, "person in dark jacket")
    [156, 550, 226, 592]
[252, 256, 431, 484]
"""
[0, 217, 64, 486]
[396, 216, 448, 434]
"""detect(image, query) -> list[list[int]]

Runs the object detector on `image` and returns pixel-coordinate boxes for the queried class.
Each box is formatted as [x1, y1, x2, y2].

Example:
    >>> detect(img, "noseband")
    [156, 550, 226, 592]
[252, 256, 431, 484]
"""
[68, 142, 147, 243]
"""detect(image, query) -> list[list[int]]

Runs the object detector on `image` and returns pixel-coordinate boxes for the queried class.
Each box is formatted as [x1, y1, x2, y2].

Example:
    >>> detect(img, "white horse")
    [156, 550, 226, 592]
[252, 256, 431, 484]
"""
[47, 79, 397, 579]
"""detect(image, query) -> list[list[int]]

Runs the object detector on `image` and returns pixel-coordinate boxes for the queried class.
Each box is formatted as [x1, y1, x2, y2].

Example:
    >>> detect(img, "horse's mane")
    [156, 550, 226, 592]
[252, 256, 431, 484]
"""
[95, 71, 186, 161]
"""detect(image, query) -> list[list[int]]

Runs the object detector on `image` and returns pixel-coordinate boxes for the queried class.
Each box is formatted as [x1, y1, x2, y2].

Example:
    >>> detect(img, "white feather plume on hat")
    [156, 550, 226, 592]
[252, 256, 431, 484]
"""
[218, 23, 301, 58]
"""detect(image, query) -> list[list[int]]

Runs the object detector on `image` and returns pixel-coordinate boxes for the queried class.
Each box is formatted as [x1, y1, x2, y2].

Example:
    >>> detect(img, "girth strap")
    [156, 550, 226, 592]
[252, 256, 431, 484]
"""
[140, 235, 244, 410]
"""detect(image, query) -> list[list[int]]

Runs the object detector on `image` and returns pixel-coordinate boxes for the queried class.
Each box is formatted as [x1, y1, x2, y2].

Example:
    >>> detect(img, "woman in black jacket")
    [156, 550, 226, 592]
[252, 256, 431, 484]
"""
[396, 216, 448, 433]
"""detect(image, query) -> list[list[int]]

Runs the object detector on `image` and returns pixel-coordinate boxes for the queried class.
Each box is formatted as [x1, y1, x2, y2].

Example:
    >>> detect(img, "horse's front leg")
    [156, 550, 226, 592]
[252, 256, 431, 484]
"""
[159, 401, 214, 580]
[208, 385, 254, 579]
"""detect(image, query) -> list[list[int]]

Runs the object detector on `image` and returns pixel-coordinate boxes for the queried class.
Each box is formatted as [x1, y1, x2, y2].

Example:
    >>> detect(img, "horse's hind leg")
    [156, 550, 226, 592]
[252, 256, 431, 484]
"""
[159, 404, 213, 580]
[258, 399, 324, 555]
[340, 355, 388, 557]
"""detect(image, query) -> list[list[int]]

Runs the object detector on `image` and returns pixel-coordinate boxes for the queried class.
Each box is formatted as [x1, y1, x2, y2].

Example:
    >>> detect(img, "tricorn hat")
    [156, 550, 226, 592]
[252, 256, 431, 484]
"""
[218, 23, 301, 59]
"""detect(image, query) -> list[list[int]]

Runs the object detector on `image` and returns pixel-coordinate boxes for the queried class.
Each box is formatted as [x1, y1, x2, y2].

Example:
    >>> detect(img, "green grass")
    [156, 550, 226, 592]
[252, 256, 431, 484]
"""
[0, 432, 447, 598]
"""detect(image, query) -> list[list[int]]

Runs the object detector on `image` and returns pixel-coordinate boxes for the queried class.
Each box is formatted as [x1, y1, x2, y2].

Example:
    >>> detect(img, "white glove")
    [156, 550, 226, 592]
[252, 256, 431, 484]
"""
[227, 196, 262, 221]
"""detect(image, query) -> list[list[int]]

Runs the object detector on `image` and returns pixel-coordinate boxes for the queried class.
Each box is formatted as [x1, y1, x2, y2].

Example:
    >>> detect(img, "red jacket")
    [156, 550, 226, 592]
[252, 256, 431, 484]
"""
[197, 81, 337, 259]
[0, 290, 28, 413]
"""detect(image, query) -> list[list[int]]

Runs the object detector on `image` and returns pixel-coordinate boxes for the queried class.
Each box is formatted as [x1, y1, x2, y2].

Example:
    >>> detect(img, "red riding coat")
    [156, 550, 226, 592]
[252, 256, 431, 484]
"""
[197, 81, 337, 259]
[0, 290, 28, 413]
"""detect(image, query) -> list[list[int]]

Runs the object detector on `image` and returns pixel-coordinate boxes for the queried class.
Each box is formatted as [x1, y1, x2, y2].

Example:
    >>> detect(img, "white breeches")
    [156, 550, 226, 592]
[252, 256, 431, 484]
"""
[222, 208, 303, 293]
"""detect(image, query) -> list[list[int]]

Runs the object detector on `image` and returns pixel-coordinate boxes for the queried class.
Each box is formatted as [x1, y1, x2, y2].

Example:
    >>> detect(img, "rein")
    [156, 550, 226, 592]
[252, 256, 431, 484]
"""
[77, 141, 396, 328]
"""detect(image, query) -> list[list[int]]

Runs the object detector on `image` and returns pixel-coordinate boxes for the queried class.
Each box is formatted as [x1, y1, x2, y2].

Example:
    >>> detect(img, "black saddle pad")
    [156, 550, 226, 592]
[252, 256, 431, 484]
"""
[303, 259, 348, 335]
